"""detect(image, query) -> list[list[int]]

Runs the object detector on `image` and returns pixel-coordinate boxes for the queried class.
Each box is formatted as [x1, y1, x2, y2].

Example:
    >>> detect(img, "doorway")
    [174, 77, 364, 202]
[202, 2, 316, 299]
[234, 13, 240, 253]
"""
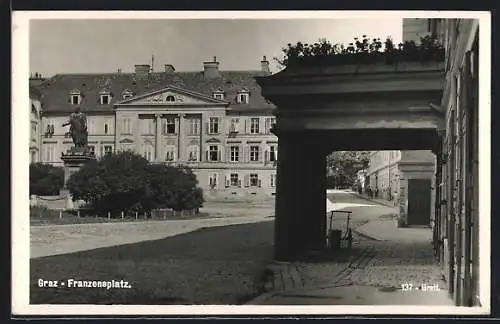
[408, 179, 432, 226]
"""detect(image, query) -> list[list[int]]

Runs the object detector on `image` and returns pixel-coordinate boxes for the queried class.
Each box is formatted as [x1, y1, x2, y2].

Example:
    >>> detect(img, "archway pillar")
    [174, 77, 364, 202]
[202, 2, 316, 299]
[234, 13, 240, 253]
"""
[274, 131, 327, 261]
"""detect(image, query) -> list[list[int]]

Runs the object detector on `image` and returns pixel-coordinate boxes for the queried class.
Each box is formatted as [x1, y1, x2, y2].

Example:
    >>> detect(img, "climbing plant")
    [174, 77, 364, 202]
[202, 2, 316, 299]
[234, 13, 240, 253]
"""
[274, 35, 445, 67]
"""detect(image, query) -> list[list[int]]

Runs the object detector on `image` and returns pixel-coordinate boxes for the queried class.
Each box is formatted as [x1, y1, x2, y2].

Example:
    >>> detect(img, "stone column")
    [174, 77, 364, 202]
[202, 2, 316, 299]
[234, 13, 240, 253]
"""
[155, 113, 161, 161]
[274, 131, 326, 261]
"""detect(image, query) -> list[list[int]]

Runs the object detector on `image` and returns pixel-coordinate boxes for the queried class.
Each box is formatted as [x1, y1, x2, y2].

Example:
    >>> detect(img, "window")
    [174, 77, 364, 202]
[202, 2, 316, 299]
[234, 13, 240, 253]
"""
[165, 145, 176, 161]
[269, 145, 278, 162]
[44, 144, 55, 162]
[188, 145, 199, 161]
[250, 174, 259, 187]
[31, 122, 37, 138]
[122, 118, 132, 134]
[104, 122, 110, 135]
[270, 174, 276, 187]
[122, 90, 133, 99]
[104, 145, 113, 155]
[214, 92, 224, 100]
[141, 118, 155, 135]
[166, 95, 175, 102]
[71, 95, 80, 105]
[88, 145, 95, 156]
[250, 146, 260, 162]
[31, 151, 36, 163]
[230, 173, 240, 187]
[164, 117, 176, 134]
[209, 173, 218, 188]
[208, 145, 220, 161]
[230, 146, 239, 162]
[188, 118, 200, 135]
[143, 145, 154, 161]
[230, 118, 240, 133]
[101, 95, 110, 105]
[265, 117, 276, 134]
[209, 117, 219, 134]
[250, 118, 260, 134]
[121, 143, 133, 152]
[237, 91, 249, 104]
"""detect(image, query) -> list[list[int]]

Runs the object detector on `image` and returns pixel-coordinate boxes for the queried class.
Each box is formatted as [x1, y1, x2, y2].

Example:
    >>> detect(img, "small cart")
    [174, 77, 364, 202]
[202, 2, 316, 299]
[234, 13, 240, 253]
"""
[327, 210, 353, 251]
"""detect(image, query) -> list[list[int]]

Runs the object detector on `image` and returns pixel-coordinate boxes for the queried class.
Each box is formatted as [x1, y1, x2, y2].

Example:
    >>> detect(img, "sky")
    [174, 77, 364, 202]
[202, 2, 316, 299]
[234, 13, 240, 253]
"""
[30, 18, 403, 77]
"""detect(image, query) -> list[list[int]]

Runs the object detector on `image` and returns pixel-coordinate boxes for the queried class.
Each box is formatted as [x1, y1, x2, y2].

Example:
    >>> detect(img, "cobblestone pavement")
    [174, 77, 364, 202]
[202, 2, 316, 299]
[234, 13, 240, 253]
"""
[259, 190, 445, 297]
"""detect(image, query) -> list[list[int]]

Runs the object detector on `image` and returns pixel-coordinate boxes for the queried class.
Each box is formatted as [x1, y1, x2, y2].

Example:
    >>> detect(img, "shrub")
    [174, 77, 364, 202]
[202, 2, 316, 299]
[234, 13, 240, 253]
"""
[30, 163, 64, 196]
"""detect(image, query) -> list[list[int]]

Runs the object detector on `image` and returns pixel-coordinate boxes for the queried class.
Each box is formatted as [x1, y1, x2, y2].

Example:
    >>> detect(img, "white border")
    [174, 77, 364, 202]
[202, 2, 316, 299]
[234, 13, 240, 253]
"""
[12, 10, 491, 316]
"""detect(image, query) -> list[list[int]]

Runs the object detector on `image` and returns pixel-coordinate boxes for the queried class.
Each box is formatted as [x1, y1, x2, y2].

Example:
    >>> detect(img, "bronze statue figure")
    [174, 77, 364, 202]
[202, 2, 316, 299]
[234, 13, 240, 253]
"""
[63, 106, 88, 148]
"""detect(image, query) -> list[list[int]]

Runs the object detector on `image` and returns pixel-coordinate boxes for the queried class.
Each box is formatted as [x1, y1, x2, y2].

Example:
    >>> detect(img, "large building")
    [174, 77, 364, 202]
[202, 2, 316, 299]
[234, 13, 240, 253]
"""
[366, 150, 436, 226]
[29, 82, 42, 163]
[31, 56, 279, 201]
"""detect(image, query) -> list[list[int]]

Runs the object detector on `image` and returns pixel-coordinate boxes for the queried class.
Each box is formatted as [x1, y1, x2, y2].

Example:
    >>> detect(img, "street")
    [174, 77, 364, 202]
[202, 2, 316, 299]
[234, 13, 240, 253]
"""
[30, 190, 448, 305]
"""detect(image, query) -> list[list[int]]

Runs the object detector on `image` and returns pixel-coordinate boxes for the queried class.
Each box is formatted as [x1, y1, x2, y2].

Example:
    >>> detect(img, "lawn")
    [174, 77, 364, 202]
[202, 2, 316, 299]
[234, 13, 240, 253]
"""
[30, 221, 275, 305]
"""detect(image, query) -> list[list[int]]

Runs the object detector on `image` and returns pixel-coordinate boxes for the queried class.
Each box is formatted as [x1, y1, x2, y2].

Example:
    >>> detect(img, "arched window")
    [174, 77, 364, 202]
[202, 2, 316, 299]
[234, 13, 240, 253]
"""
[166, 95, 175, 102]
[165, 145, 176, 161]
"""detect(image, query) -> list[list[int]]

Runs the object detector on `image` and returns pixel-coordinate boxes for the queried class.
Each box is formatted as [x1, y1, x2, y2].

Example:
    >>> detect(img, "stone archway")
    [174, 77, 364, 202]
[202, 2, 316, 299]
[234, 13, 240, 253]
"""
[256, 61, 445, 261]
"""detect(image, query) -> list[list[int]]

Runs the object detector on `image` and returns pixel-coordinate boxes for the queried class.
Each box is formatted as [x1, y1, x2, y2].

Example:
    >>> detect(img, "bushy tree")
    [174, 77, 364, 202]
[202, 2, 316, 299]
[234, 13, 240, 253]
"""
[29, 163, 64, 195]
[326, 151, 370, 188]
[66, 151, 204, 216]
[66, 151, 150, 215]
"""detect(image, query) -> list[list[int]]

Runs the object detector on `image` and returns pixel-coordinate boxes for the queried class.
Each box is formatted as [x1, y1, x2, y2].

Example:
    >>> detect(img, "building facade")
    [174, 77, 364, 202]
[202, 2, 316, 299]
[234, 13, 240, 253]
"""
[32, 57, 279, 201]
[435, 18, 480, 307]
[29, 85, 42, 163]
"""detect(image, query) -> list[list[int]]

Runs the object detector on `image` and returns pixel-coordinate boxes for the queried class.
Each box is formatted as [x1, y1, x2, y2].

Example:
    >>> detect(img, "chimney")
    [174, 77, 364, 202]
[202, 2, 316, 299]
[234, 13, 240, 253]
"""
[164, 64, 176, 73]
[134, 64, 151, 75]
[203, 56, 220, 79]
[261, 56, 270, 73]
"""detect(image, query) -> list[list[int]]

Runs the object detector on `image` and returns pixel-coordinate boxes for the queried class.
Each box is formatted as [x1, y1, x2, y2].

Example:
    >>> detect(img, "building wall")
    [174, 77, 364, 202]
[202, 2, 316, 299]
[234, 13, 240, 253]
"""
[40, 108, 278, 201]
[30, 96, 42, 163]
[402, 18, 445, 44]
[437, 18, 480, 307]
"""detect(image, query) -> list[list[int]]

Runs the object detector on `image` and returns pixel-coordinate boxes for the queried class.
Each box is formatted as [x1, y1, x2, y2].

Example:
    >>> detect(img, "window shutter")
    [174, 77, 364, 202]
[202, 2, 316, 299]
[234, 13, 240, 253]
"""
[265, 150, 269, 163]
[226, 146, 231, 162]
[209, 174, 213, 186]
[217, 147, 221, 161]
[258, 146, 263, 162]
[265, 118, 270, 134]
[258, 179, 262, 188]
[225, 175, 229, 188]
[275, 146, 278, 160]
[238, 179, 242, 187]
[175, 118, 179, 134]
[235, 119, 240, 133]
[205, 146, 209, 161]
[214, 173, 218, 186]
[244, 119, 248, 134]
[244, 174, 250, 187]
[206, 122, 210, 135]
[259, 118, 263, 134]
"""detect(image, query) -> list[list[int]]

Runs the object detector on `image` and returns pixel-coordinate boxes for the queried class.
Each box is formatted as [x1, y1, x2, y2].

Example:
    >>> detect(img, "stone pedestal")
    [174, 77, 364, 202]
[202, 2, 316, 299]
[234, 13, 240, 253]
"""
[60, 147, 96, 209]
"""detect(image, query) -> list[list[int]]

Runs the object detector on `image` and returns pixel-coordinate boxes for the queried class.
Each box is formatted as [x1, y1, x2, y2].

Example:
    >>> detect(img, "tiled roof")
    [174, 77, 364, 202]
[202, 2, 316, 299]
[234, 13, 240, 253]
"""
[29, 85, 42, 100]
[35, 70, 276, 114]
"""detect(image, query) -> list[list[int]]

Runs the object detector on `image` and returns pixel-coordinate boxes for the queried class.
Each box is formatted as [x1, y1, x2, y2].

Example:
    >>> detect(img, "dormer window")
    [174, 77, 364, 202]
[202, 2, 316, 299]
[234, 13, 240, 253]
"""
[69, 89, 81, 105]
[99, 89, 111, 105]
[213, 89, 224, 100]
[101, 94, 110, 105]
[236, 90, 249, 104]
[166, 95, 176, 102]
[122, 89, 134, 99]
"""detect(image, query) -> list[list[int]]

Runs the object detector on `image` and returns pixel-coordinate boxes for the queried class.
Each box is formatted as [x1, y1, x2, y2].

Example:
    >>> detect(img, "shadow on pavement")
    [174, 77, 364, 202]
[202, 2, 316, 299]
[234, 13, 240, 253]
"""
[30, 221, 274, 305]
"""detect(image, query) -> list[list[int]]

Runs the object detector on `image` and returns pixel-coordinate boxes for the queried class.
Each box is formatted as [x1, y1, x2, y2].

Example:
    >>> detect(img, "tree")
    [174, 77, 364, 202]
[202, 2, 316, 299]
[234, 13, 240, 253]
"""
[326, 151, 370, 188]
[30, 163, 64, 196]
[66, 151, 204, 216]
[66, 151, 150, 215]
[142, 164, 204, 213]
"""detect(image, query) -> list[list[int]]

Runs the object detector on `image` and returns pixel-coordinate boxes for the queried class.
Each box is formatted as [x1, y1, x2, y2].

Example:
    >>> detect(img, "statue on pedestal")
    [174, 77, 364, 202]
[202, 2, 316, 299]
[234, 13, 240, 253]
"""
[62, 106, 88, 150]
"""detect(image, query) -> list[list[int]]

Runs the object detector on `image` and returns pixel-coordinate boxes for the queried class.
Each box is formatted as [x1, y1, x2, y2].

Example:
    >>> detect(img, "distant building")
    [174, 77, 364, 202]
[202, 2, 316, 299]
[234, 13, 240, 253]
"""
[29, 85, 42, 163]
[31, 56, 278, 201]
